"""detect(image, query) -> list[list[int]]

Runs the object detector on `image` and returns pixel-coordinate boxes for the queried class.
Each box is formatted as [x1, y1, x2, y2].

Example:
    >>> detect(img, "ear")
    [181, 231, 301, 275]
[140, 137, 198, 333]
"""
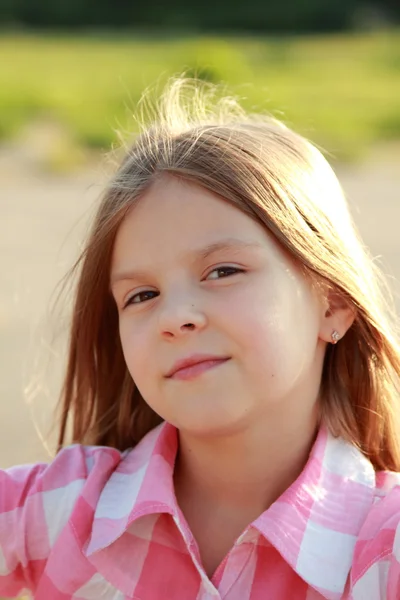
[319, 288, 356, 345]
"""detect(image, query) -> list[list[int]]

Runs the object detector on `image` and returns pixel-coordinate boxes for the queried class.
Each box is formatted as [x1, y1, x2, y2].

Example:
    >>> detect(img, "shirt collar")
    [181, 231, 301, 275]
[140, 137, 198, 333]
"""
[85, 421, 179, 555]
[85, 421, 376, 599]
[252, 425, 376, 598]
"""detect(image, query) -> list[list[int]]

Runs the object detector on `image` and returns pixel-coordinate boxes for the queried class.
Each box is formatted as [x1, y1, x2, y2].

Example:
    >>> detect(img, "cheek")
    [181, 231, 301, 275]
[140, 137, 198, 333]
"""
[119, 319, 152, 386]
[232, 275, 320, 379]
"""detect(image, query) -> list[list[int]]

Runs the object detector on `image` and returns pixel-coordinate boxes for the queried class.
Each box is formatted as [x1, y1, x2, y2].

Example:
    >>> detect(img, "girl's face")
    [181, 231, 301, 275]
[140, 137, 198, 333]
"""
[111, 176, 327, 436]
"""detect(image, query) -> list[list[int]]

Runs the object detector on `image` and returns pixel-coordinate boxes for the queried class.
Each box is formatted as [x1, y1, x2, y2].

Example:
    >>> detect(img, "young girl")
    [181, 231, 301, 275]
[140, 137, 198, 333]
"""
[1, 78, 400, 600]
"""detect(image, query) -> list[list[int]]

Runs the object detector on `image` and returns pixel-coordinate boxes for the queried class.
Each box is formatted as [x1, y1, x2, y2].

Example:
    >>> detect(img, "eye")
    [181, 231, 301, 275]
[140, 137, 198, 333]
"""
[206, 266, 244, 280]
[123, 290, 159, 308]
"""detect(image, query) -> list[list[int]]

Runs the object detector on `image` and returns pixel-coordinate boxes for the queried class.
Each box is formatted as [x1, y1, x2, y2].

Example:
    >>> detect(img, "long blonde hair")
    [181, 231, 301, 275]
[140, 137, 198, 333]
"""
[57, 77, 400, 471]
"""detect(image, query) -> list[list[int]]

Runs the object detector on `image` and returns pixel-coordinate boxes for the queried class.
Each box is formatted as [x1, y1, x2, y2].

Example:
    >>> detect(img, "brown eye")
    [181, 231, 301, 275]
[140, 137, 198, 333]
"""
[124, 290, 158, 307]
[206, 266, 243, 280]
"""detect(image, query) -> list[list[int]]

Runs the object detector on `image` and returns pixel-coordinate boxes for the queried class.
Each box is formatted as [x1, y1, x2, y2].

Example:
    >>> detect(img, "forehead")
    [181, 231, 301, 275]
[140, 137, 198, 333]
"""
[112, 176, 270, 263]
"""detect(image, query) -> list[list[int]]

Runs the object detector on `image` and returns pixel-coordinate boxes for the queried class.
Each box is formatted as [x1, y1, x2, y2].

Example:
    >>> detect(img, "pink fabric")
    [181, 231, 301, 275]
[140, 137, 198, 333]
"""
[1, 422, 400, 599]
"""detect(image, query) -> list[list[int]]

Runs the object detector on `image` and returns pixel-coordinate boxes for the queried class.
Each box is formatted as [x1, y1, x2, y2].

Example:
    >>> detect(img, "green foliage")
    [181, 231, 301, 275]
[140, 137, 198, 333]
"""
[1, 0, 399, 30]
[0, 30, 399, 161]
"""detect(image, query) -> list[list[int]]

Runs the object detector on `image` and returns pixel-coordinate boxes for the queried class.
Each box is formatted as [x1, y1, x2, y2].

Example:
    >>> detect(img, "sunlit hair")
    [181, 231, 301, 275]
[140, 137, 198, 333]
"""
[57, 77, 400, 471]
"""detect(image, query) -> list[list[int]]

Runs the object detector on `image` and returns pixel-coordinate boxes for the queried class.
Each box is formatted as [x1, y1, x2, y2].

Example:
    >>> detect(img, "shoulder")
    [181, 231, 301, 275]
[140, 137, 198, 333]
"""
[351, 470, 400, 598]
[41, 443, 124, 487]
[2, 443, 123, 502]
[0, 445, 126, 593]
[41, 443, 124, 507]
[0, 444, 124, 548]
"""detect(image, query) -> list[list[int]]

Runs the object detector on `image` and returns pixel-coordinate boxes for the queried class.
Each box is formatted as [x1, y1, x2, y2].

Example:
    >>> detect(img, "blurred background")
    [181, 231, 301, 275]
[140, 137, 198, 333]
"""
[0, 1, 400, 474]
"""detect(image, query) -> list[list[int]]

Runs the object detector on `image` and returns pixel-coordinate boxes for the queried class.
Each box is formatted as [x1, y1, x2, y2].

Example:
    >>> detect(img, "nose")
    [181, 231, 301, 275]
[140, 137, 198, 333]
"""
[158, 296, 207, 339]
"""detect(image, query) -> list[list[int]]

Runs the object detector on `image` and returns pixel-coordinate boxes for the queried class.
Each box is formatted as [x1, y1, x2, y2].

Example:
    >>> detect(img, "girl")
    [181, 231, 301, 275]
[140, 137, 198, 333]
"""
[1, 77, 400, 600]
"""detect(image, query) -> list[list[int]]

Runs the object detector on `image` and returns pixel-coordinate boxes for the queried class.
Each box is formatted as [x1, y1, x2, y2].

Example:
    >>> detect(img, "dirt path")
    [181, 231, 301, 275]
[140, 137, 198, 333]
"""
[1, 150, 399, 467]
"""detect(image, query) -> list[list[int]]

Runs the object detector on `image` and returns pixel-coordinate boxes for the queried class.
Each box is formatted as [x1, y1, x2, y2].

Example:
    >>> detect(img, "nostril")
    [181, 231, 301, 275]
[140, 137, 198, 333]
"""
[182, 323, 195, 329]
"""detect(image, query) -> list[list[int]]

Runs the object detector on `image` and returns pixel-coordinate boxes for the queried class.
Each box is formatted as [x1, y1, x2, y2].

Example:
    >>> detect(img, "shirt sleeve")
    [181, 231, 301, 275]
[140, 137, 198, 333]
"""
[0, 447, 88, 597]
[387, 515, 400, 599]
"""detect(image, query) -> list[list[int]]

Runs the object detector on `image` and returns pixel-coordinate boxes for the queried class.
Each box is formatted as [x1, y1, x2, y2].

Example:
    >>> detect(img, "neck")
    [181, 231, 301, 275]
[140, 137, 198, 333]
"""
[174, 403, 319, 517]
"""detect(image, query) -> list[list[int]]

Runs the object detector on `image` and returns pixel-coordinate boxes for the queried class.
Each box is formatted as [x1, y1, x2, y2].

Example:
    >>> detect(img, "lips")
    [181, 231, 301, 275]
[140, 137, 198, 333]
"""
[165, 354, 230, 378]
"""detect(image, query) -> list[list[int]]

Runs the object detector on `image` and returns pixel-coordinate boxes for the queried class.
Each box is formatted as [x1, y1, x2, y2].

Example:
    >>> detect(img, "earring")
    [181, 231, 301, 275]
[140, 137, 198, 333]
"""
[331, 330, 340, 344]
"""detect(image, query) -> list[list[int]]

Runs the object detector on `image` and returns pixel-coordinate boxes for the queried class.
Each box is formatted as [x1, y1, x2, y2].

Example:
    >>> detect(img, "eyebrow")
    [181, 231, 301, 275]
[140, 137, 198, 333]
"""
[110, 237, 263, 286]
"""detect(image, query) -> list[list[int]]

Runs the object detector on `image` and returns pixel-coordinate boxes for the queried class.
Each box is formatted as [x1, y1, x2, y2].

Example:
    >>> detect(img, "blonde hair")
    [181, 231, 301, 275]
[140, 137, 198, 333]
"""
[57, 77, 400, 471]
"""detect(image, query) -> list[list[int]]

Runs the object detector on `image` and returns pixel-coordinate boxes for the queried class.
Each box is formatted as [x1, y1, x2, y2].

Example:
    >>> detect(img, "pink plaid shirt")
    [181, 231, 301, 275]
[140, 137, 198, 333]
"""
[1, 421, 400, 599]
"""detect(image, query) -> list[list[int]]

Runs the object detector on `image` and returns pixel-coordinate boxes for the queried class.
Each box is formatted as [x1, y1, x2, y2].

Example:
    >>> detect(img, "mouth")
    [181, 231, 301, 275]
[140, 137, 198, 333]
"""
[166, 356, 231, 381]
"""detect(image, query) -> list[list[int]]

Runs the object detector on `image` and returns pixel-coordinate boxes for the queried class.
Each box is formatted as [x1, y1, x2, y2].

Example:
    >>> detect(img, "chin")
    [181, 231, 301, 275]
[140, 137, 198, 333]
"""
[175, 412, 251, 439]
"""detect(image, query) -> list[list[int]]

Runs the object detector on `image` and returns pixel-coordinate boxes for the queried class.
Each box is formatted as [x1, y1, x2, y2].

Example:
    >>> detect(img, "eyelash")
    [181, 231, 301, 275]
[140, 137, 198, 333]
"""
[123, 266, 244, 308]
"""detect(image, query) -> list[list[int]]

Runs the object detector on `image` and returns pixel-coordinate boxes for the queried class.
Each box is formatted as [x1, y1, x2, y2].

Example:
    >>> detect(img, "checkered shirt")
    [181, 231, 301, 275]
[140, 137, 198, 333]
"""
[1, 421, 400, 599]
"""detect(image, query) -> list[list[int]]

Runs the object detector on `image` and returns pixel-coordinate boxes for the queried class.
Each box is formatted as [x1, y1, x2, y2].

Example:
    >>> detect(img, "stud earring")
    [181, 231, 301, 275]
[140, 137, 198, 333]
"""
[331, 330, 340, 344]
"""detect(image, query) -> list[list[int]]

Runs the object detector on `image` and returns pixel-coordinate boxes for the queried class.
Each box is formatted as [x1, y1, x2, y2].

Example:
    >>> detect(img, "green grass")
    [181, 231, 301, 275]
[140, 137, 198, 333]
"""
[1, 29, 399, 162]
